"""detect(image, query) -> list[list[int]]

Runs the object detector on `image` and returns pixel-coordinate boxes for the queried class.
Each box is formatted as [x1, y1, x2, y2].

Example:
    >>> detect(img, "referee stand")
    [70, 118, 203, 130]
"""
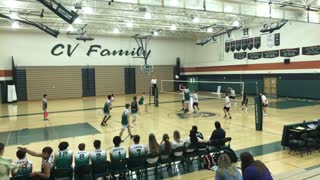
[149, 86, 159, 107]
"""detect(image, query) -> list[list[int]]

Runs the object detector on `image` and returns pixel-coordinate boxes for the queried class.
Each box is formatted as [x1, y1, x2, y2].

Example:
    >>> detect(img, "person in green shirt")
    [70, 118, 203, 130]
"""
[138, 92, 147, 112]
[119, 104, 133, 141]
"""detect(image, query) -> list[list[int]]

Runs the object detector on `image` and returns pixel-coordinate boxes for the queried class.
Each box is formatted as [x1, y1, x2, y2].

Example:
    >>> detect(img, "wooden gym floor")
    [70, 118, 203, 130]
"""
[1, 93, 320, 179]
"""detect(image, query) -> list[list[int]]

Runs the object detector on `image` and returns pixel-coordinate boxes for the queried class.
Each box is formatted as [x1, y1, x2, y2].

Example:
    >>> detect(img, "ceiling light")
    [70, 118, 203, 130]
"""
[232, 20, 240, 27]
[74, 18, 82, 24]
[207, 27, 213, 33]
[83, 7, 93, 14]
[170, 0, 179, 6]
[126, 22, 133, 28]
[192, 17, 200, 23]
[113, 28, 120, 33]
[9, 12, 18, 19]
[153, 31, 159, 36]
[11, 21, 20, 29]
[4, 0, 17, 9]
[67, 25, 75, 32]
[144, 12, 152, 19]
[170, 24, 177, 31]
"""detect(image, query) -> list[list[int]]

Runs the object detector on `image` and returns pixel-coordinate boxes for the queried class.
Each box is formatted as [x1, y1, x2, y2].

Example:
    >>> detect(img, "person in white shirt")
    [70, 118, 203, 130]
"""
[192, 90, 200, 113]
[151, 76, 157, 96]
[223, 93, 232, 119]
[260, 93, 268, 115]
[74, 143, 90, 168]
[229, 88, 236, 99]
[172, 130, 184, 156]
[90, 140, 106, 164]
[13, 150, 33, 177]
[54, 142, 73, 169]
[129, 135, 146, 158]
[109, 136, 126, 161]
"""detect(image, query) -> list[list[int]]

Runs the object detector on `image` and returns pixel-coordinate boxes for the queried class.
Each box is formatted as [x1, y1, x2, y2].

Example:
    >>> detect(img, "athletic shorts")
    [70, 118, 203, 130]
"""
[122, 124, 128, 129]
[184, 100, 189, 103]
[104, 113, 110, 116]
[132, 113, 138, 118]
[224, 106, 230, 112]
[193, 102, 199, 106]
[263, 104, 268, 107]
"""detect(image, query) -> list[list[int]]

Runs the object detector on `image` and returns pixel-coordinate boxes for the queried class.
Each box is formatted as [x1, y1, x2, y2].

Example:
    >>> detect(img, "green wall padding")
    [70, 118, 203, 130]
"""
[277, 80, 320, 99]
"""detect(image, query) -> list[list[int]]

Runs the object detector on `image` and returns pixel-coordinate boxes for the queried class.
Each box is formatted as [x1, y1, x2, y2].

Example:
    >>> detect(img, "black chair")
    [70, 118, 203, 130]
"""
[208, 139, 220, 155]
[196, 142, 209, 169]
[159, 150, 172, 178]
[183, 144, 198, 172]
[52, 167, 73, 180]
[219, 137, 232, 151]
[91, 161, 110, 180]
[288, 133, 307, 157]
[171, 146, 185, 175]
[308, 131, 320, 152]
[127, 155, 147, 179]
[145, 153, 159, 179]
[110, 159, 129, 179]
[74, 165, 91, 180]
[10, 176, 32, 180]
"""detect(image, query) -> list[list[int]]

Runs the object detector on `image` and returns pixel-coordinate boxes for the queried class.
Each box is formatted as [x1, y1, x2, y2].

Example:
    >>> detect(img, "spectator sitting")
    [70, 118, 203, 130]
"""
[110, 136, 126, 161]
[210, 121, 226, 147]
[90, 140, 107, 164]
[12, 150, 33, 177]
[172, 130, 184, 156]
[18, 146, 53, 179]
[160, 133, 172, 159]
[215, 153, 242, 180]
[129, 135, 146, 158]
[55, 141, 73, 169]
[184, 130, 203, 153]
[240, 152, 273, 180]
[146, 133, 160, 164]
[75, 143, 90, 168]
[192, 125, 204, 140]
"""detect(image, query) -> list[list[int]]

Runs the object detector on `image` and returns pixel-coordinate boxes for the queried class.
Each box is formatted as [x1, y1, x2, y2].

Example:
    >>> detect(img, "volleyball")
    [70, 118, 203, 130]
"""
[175, 75, 179, 79]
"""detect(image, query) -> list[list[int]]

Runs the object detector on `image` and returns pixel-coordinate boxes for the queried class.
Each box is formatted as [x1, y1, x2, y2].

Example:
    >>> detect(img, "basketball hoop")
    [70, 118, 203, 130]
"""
[141, 64, 154, 75]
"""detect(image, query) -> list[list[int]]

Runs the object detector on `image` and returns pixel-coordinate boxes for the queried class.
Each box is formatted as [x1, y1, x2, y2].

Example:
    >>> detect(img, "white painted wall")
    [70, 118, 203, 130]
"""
[0, 30, 198, 67]
[184, 21, 320, 67]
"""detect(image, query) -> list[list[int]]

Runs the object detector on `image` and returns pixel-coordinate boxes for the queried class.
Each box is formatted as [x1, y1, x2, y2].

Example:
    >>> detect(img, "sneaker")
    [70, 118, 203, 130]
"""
[100, 123, 105, 126]
[224, 115, 227, 118]
[229, 117, 232, 119]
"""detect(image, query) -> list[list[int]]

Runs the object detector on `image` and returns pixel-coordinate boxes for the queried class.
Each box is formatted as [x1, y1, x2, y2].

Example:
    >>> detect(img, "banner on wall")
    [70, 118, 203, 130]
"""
[266, 34, 274, 48]
[225, 42, 230, 53]
[280, 48, 300, 57]
[248, 52, 262, 60]
[254, 37, 261, 49]
[275, 33, 280, 46]
[248, 38, 254, 50]
[241, 39, 248, 51]
[302, 45, 320, 55]
[236, 40, 242, 51]
[230, 41, 236, 52]
[234, 52, 247, 60]
[263, 50, 279, 58]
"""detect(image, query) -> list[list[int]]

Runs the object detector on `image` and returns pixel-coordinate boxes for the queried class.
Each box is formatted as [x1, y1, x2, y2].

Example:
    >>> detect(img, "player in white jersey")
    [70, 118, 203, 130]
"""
[54, 141, 73, 169]
[260, 93, 269, 115]
[192, 90, 200, 113]
[223, 93, 232, 119]
[13, 150, 33, 177]
[129, 135, 146, 158]
[109, 136, 127, 161]
[90, 140, 106, 164]
[75, 143, 90, 168]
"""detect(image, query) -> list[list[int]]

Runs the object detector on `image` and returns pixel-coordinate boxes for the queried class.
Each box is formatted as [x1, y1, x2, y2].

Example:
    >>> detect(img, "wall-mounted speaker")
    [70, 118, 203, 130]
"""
[284, 58, 290, 64]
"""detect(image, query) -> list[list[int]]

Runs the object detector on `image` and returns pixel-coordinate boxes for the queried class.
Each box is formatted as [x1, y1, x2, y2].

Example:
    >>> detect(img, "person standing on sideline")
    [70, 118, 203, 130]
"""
[241, 92, 249, 111]
[151, 76, 157, 96]
[100, 95, 112, 126]
[260, 93, 269, 116]
[119, 104, 133, 141]
[42, 94, 48, 120]
[179, 84, 191, 113]
[138, 92, 147, 112]
[192, 90, 200, 113]
[224, 93, 232, 119]
[131, 96, 139, 126]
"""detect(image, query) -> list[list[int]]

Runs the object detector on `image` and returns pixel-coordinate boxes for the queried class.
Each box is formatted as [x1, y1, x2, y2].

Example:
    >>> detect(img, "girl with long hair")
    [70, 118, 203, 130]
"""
[215, 154, 242, 180]
[160, 134, 172, 159]
[240, 152, 273, 180]
[146, 133, 160, 164]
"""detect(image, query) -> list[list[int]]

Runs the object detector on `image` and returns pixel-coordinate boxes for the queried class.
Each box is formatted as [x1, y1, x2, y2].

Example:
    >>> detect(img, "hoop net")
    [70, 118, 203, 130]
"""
[140, 64, 154, 75]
